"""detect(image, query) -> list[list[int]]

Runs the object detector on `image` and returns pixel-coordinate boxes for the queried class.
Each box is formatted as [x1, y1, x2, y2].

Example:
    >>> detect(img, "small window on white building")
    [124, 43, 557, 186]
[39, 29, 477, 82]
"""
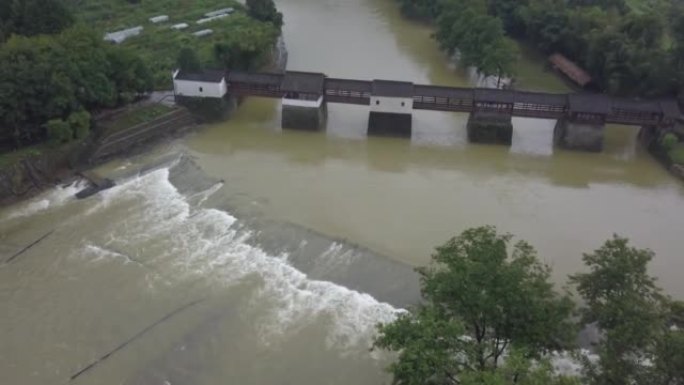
[376, 100, 380, 105]
[199, 87, 203, 92]
[401, 102, 405, 107]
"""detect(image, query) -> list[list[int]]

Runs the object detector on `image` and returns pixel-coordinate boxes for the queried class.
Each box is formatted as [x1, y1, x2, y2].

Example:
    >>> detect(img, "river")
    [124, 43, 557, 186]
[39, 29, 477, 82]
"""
[1, 0, 684, 384]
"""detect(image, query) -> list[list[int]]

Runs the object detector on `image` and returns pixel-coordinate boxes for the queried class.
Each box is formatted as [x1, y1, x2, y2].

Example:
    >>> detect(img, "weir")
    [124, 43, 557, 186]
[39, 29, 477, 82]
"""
[172, 69, 682, 151]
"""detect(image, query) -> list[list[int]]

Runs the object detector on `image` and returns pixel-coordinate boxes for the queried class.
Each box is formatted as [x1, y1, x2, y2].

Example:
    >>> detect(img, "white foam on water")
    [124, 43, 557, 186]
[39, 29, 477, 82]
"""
[1, 181, 85, 222]
[78, 167, 402, 352]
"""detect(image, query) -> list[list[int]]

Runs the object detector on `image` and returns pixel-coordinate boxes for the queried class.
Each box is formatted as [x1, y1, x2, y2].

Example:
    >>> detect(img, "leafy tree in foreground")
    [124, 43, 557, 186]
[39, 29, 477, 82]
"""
[570, 235, 666, 385]
[374, 226, 575, 384]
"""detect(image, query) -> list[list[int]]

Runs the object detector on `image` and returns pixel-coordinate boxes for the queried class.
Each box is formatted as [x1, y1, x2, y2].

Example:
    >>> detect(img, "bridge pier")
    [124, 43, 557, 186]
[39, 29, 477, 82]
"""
[554, 119, 604, 152]
[368, 112, 412, 137]
[466, 112, 513, 145]
[279, 71, 327, 131]
[367, 80, 414, 137]
[281, 97, 327, 131]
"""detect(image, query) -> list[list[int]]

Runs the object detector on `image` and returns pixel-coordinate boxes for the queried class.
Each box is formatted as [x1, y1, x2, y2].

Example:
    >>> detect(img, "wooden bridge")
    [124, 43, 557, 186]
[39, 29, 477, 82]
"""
[223, 70, 681, 127]
[173, 69, 682, 151]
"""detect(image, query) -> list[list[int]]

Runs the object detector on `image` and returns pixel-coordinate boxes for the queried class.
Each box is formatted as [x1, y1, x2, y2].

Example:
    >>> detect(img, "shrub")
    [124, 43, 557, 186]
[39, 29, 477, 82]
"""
[668, 144, 684, 165]
[661, 133, 679, 151]
[68, 110, 91, 139]
[45, 119, 73, 144]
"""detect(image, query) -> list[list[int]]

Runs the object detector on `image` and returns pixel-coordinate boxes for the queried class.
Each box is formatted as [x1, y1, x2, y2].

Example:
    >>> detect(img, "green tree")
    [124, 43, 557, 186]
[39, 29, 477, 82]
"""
[45, 118, 72, 144]
[211, 14, 279, 71]
[0, 25, 152, 147]
[375, 226, 575, 384]
[246, 0, 283, 30]
[67, 109, 90, 140]
[435, 0, 517, 85]
[649, 300, 684, 385]
[395, 0, 442, 20]
[570, 235, 665, 385]
[4, 0, 73, 38]
[177, 47, 202, 72]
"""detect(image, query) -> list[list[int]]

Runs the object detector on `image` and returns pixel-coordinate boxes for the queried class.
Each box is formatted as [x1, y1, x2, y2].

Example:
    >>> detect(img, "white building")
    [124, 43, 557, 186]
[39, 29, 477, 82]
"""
[197, 14, 229, 24]
[104, 26, 143, 44]
[204, 8, 234, 17]
[370, 80, 414, 114]
[170, 23, 189, 30]
[173, 69, 227, 98]
[192, 29, 214, 37]
[149, 15, 169, 24]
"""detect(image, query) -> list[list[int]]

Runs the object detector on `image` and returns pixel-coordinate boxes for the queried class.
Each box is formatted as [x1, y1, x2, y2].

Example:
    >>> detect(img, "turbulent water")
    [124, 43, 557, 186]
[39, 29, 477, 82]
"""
[2, 0, 684, 384]
[0, 157, 415, 385]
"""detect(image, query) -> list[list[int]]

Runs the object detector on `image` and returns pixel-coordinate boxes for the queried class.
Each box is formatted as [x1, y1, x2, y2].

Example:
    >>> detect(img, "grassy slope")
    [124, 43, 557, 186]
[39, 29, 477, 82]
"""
[65, 0, 274, 89]
[100, 104, 174, 135]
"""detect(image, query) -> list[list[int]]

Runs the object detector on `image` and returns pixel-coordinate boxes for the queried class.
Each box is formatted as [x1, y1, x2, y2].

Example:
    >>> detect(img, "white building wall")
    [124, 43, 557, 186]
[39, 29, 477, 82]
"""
[370, 96, 413, 114]
[173, 79, 226, 98]
[282, 96, 323, 108]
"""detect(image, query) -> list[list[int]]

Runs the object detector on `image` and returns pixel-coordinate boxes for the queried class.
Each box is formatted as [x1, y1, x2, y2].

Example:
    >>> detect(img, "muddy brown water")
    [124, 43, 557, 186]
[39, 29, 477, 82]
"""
[2, 0, 684, 384]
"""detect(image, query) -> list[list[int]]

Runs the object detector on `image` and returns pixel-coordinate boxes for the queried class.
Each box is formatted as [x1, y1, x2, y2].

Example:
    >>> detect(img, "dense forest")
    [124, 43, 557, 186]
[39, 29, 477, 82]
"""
[0, 0, 282, 149]
[396, 0, 684, 98]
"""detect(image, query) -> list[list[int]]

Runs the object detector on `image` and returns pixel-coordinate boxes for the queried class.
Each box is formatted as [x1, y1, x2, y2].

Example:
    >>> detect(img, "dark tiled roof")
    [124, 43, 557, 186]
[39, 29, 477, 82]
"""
[414, 84, 472, 99]
[659, 100, 682, 119]
[568, 93, 611, 115]
[325, 78, 372, 92]
[515, 91, 567, 106]
[175, 69, 225, 82]
[474, 88, 515, 104]
[549, 53, 592, 87]
[282, 71, 325, 94]
[372, 80, 414, 97]
[612, 98, 661, 114]
[228, 71, 283, 85]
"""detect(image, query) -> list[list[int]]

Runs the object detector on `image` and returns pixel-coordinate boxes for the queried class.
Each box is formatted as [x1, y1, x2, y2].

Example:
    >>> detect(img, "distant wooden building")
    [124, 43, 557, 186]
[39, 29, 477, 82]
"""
[549, 53, 592, 88]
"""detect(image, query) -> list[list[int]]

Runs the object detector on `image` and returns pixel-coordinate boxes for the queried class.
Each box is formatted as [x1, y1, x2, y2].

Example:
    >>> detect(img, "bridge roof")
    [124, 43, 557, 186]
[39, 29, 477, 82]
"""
[325, 78, 372, 92]
[282, 71, 325, 94]
[474, 88, 515, 104]
[659, 100, 682, 119]
[372, 80, 414, 97]
[515, 91, 566, 106]
[228, 71, 283, 85]
[175, 69, 225, 83]
[612, 98, 661, 114]
[414, 84, 472, 99]
[568, 93, 611, 115]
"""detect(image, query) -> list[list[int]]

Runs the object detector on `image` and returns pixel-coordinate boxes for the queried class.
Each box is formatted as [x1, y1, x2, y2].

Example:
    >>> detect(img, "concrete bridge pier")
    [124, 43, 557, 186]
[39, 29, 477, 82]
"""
[281, 97, 327, 131]
[279, 71, 328, 131]
[367, 80, 414, 137]
[466, 112, 513, 145]
[554, 119, 604, 152]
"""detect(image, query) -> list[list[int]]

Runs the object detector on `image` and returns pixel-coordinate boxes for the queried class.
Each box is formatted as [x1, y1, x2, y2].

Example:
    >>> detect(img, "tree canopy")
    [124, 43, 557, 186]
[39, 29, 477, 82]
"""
[570, 235, 682, 385]
[374, 226, 575, 384]
[246, 0, 283, 30]
[394, 0, 683, 97]
[0, 0, 74, 40]
[375, 228, 684, 385]
[0, 25, 152, 146]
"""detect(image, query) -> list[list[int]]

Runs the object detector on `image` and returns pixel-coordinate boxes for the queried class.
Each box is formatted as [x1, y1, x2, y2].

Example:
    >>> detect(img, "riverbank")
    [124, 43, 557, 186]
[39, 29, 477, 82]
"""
[0, 102, 200, 206]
